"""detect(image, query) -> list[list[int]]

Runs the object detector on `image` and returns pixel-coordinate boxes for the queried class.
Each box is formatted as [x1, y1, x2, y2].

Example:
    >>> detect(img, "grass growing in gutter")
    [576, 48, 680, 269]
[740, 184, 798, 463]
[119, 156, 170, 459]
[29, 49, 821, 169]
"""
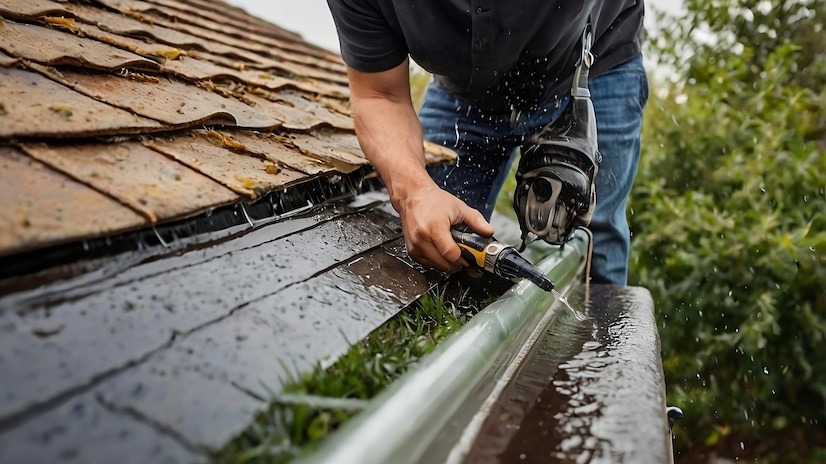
[212, 288, 484, 464]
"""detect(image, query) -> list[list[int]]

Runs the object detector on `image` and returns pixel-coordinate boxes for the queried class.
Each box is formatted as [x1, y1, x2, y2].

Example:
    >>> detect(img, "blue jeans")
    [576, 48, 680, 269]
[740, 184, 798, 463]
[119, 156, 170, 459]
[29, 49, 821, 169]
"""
[420, 56, 649, 285]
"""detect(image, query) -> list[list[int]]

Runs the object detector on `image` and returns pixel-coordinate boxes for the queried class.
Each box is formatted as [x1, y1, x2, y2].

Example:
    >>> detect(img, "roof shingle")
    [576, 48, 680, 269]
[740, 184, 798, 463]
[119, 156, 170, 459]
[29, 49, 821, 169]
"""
[0, 146, 146, 255]
[0, 0, 454, 258]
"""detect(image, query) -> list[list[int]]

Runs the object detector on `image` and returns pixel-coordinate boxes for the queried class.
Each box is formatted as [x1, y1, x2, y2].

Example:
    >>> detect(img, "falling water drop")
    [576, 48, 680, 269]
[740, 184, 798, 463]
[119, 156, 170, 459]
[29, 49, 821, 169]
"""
[552, 289, 587, 321]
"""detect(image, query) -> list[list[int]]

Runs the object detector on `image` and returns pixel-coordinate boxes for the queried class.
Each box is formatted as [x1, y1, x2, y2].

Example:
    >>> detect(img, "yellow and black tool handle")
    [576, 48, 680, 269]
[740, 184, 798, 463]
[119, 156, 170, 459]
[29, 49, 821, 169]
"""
[450, 228, 495, 269]
[450, 229, 512, 273]
[451, 227, 556, 291]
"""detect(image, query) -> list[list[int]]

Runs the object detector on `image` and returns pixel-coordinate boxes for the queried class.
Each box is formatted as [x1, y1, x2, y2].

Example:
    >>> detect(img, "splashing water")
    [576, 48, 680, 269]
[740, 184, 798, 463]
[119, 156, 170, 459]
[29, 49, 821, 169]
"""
[552, 289, 587, 321]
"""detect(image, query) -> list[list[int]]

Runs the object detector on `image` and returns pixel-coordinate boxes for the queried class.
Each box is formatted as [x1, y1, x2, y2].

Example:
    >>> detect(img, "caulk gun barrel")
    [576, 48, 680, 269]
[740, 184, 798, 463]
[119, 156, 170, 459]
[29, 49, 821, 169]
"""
[495, 249, 556, 292]
[450, 227, 557, 292]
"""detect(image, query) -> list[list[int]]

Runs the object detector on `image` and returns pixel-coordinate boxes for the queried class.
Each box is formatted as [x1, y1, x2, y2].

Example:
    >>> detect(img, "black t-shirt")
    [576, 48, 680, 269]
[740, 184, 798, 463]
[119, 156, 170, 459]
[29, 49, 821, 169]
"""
[327, 0, 644, 112]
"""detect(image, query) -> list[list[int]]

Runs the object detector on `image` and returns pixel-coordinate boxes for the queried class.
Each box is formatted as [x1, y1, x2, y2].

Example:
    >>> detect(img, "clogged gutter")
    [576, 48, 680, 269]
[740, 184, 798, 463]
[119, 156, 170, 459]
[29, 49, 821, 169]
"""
[211, 291, 477, 463]
[214, 229, 588, 464]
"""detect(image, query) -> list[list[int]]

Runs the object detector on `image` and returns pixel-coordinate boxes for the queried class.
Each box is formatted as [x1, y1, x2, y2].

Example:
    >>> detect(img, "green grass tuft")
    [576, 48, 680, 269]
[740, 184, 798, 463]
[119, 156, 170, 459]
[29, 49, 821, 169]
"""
[211, 289, 478, 463]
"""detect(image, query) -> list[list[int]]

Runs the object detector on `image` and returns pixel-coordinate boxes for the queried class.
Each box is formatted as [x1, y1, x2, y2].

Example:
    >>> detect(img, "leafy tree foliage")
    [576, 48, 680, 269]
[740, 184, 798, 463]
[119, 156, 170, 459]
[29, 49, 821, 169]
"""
[631, 0, 825, 459]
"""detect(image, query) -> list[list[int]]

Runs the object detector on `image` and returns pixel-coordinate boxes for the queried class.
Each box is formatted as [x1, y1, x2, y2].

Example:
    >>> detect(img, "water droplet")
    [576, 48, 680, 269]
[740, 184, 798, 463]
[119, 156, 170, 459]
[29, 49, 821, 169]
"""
[552, 290, 586, 321]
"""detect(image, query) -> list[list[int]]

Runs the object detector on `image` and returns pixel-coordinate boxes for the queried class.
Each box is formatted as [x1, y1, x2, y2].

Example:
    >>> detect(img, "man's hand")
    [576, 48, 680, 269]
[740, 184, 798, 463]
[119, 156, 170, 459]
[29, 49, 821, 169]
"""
[396, 183, 493, 272]
[345, 58, 493, 272]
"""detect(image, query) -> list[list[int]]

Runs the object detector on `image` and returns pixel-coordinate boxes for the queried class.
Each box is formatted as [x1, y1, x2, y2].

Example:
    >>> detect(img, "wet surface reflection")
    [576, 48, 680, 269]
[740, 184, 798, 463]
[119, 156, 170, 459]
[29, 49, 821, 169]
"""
[467, 285, 670, 464]
[0, 196, 438, 460]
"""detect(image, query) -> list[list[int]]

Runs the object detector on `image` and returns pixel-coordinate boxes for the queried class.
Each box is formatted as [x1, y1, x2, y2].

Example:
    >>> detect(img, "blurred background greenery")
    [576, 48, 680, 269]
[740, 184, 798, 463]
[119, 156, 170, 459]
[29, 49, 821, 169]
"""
[412, 0, 825, 461]
[631, 0, 825, 461]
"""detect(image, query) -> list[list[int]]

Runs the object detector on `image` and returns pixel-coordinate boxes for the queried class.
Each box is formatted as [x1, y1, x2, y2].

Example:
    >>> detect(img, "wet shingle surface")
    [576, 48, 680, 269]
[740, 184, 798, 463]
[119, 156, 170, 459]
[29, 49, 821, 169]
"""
[1, 391, 202, 464]
[0, 1, 452, 461]
[0, 199, 439, 461]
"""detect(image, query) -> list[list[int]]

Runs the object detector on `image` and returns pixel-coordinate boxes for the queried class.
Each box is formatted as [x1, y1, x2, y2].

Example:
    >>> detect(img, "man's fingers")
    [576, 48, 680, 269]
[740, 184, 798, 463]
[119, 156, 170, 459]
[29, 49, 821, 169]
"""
[432, 225, 462, 264]
[461, 207, 495, 237]
[398, 185, 490, 273]
[406, 233, 457, 273]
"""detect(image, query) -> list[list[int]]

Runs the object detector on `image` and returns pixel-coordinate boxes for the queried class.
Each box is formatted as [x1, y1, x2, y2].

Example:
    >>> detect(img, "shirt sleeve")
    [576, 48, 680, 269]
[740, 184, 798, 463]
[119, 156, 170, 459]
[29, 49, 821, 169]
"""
[326, 0, 408, 72]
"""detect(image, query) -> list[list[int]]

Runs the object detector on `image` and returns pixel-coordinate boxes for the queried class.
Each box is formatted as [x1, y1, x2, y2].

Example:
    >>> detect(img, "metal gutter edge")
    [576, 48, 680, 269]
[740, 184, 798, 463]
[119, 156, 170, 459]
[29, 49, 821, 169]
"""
[300, 230, 590, 464]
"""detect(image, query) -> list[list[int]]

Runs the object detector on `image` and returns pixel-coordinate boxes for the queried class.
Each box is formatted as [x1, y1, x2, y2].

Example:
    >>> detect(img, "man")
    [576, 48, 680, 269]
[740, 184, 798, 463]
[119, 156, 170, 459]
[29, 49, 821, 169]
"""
[327, 1, 648, 285]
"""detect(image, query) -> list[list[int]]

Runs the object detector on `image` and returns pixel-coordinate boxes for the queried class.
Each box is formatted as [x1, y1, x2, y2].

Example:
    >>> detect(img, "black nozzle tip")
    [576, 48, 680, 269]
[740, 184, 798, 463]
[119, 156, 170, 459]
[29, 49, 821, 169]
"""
[496, 250, 557, 292]
[530, 274, 556, 292]
[515, 259, 556, 292]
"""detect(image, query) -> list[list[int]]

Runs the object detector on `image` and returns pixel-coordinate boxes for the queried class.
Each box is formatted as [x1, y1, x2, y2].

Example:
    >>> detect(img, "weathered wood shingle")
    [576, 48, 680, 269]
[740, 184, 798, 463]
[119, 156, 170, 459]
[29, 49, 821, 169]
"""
[0, 0, 452, 257]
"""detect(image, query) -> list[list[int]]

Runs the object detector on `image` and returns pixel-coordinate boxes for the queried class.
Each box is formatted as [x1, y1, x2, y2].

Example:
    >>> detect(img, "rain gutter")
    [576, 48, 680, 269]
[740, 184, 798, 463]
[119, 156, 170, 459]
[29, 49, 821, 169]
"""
[301, 229, 590, 464]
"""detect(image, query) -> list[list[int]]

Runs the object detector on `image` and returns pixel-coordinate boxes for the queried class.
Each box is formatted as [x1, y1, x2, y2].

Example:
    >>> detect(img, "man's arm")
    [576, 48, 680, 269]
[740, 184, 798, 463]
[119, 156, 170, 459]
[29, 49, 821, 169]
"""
[346, 58, 494, 272]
